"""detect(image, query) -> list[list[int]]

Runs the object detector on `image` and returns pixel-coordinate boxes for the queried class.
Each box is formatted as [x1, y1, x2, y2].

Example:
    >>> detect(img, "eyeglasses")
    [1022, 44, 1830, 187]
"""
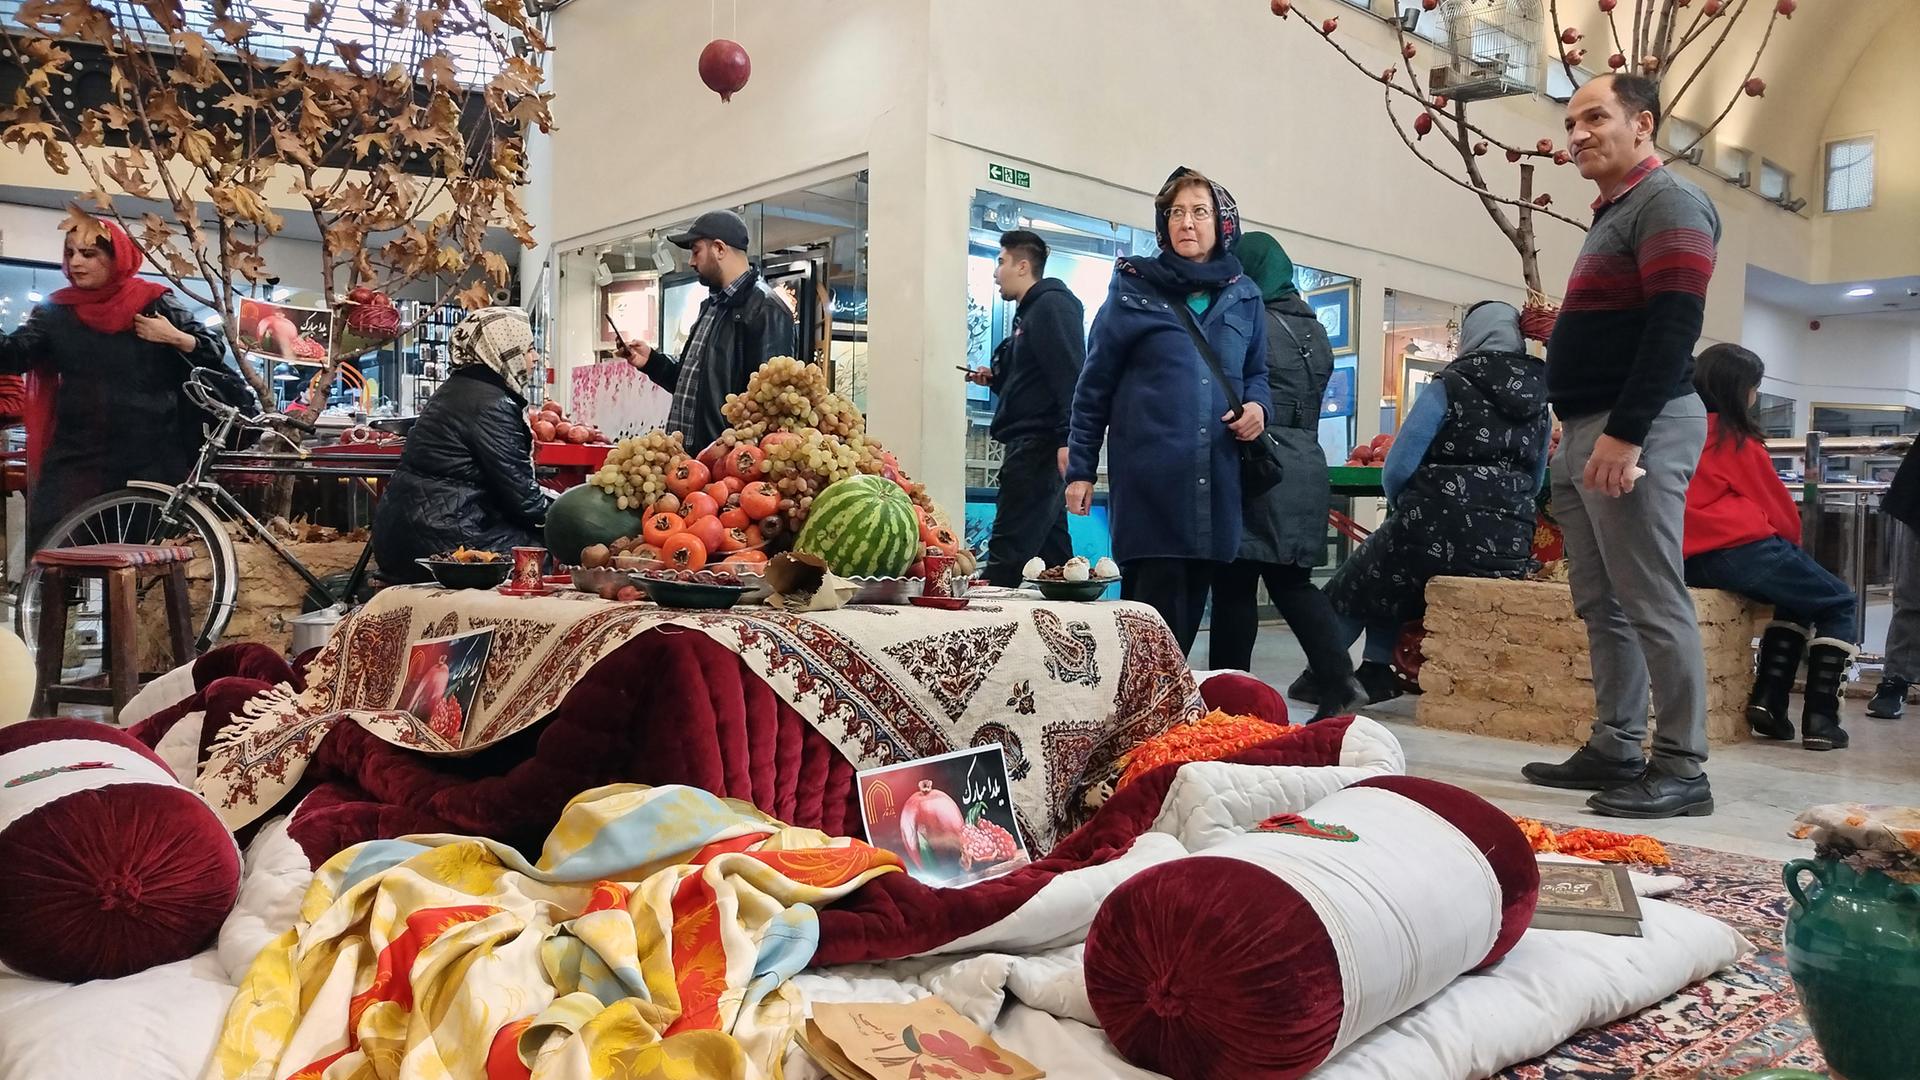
[1167, 206, 1213, 224]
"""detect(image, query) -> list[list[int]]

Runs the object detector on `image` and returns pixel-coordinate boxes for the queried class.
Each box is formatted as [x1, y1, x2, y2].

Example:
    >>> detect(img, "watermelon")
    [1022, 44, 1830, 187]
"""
[545, 484, 642, 565]
[794, 474, 919, 578]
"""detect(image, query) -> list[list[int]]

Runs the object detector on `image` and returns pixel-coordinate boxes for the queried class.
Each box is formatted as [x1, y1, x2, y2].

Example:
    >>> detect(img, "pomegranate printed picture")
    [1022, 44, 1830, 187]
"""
[394, 628, 495, 750]
[858, 745, 1031, 888]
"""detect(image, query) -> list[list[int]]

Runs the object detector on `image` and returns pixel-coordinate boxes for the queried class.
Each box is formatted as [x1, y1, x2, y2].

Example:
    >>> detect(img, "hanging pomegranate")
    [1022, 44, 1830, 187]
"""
[698, 38, 751, 102]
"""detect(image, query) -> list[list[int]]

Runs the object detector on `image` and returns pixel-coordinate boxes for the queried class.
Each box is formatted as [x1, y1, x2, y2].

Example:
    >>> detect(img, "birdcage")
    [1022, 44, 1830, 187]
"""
[1422, 0, 1544, 102]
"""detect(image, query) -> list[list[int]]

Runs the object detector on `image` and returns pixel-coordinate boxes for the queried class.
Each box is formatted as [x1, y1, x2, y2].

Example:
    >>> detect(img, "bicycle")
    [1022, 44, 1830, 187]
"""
[14, 369, 381, 665]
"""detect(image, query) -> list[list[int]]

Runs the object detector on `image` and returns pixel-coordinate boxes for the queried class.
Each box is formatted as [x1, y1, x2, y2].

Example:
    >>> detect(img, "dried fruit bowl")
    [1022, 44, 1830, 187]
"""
[1026, 577, 1117, 602]
[642, 577, 749, 609]
[417, 558, 512, 590]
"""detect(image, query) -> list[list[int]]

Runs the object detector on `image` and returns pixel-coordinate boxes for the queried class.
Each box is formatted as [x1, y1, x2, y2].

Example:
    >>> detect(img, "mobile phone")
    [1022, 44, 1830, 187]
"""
[603, 311, 629, 352]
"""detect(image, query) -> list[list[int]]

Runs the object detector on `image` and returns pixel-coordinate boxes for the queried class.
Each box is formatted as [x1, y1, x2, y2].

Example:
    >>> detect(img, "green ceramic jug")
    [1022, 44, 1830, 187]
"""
[1783, 857, 1920, 1080]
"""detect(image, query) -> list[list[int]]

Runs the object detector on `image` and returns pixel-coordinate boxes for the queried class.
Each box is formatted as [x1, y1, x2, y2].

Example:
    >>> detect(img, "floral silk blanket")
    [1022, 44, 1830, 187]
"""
[198, 586, 1203, 851]
[204, 784, 900, 1080]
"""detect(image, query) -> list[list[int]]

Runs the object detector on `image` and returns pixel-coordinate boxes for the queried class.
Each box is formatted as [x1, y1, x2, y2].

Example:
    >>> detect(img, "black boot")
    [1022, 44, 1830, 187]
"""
[1866, 676, 1908, 719]
[1309, 676, 1368, 723]
[1801, 638, 1856, 751]
[1354, 661, 1403, 705]
[1746, 621, 1807, 740]
[1587, 769, 1715, 819]
[1522, 746, 1648, 791]
[1286, 669, 1321, 704]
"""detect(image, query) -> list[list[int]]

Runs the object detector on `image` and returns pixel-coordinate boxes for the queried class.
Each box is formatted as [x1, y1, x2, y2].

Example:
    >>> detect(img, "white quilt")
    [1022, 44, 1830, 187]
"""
[0, 720, 1752, 1080]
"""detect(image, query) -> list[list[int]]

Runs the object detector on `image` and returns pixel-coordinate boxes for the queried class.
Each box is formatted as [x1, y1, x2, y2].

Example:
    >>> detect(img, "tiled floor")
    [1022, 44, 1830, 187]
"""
[1211, 624, 1920, 864]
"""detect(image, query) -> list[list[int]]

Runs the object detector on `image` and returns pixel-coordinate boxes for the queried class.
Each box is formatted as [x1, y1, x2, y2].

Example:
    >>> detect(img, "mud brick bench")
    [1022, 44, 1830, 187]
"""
[1416, 576, 1769, 748]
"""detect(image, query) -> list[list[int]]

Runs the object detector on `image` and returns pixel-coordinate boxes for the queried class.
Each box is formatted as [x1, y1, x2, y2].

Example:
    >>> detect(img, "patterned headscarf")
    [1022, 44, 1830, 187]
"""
[450, 307, 535, 397]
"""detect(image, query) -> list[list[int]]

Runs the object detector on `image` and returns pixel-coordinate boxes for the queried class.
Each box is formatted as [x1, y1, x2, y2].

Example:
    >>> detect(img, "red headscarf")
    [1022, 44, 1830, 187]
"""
[24, 219, 171, 488]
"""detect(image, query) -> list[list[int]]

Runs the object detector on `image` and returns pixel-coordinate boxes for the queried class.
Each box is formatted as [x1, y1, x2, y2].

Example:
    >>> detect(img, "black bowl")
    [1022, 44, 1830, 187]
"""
[1026, 577, 1117, 602]
[417, 558, 512, 589]
[644, 577, 748, 609]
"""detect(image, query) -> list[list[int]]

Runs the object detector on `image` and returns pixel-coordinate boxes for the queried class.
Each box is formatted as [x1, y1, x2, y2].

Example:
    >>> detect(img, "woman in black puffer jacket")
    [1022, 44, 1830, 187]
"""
[373, 307, 551, 582]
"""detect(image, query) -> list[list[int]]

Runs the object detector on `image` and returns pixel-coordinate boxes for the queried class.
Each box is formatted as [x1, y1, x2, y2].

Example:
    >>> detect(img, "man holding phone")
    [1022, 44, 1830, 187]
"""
[617, 209, 796, 451]
[967, 230, 1085, 586]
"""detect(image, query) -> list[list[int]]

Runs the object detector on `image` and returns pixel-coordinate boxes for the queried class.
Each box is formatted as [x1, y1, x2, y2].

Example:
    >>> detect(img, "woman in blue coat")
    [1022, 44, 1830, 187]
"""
[1066, 167, 1272, 654]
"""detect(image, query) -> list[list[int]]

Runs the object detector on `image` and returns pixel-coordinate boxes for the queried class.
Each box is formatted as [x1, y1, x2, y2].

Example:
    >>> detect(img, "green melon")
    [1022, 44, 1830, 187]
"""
[545, 483, 642, 565]
[795, 474, 920, 578]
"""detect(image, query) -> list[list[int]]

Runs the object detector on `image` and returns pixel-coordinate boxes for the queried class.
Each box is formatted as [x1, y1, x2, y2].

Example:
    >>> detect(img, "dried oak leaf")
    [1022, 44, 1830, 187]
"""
[208, 16, 253, 44]
[421, 52, 460, 94]
[306, 1, 326, 29]
[453, 279, 493, 310]
[106, 153, 157, 198]
[59, 205, 108, 247]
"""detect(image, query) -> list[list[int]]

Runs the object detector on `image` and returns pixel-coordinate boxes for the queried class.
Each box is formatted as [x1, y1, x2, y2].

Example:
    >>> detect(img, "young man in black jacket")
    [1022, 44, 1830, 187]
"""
[970, 230, 1085, 587]
[618, 210, 797, 451]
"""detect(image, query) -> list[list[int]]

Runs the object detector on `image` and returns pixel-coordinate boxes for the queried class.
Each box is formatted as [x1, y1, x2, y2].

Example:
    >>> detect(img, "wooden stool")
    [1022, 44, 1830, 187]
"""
[31, 543, 196, 717]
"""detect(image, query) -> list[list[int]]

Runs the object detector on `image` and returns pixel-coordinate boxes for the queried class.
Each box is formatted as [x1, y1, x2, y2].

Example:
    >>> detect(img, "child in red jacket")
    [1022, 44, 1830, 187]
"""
[1684, 344, 1857, 750]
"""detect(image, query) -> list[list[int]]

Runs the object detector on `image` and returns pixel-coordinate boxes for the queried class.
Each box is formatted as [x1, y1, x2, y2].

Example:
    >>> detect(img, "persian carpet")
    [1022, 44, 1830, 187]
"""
[1500, 837, 1826, 1079]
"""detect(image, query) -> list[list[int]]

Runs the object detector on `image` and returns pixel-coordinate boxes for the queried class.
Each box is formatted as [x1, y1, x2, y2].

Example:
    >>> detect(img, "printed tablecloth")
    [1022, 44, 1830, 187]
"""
[200, 586, 1204, 850]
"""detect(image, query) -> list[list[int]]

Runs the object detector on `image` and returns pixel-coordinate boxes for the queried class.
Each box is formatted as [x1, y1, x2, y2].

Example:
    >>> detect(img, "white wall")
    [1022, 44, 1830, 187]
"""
[1742, 298, 1920, 430]
[535, 0, 1903, 517]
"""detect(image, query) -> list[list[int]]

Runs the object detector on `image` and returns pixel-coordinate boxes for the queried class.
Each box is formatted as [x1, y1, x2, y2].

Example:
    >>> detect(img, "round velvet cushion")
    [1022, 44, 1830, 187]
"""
[1350, 774, 1539, 969]
[1085, 855, 1340, 1080]
[0, 719, 240, 982]
[1197, 672, 1288, 727]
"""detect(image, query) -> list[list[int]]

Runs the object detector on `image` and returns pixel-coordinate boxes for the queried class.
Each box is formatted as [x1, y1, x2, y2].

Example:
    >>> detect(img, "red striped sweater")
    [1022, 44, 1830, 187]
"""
[1546, 158, 1721, 446]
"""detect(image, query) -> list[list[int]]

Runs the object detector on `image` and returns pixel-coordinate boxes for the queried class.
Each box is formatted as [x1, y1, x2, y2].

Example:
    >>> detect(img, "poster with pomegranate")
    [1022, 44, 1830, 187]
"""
[569, 358, 672, 441]
[394, 628, 495, 751]
[237, 298, 331, 365]
[858, 745, 1030, 888]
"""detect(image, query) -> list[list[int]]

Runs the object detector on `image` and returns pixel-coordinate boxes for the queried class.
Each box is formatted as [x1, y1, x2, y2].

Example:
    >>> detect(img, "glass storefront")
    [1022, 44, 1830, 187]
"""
[1380, 289, 1463, 436]
[962, 190, 1358, 573]
[549, 172, 870, 440]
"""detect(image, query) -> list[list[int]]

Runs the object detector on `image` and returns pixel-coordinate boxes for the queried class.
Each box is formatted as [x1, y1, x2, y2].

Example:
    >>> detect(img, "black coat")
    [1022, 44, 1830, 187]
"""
[989, 279, 1085, 446]
[643, 269, 797, 451]
[1883, 446, 1920, 530]
[1238, 293, 1335, 568]
[373, 366, 549, 582]
[0, 294, 228, 548]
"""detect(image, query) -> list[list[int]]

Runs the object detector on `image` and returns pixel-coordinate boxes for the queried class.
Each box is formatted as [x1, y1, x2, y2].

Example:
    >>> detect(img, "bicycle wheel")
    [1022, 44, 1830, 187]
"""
[15, 485, 238, 671]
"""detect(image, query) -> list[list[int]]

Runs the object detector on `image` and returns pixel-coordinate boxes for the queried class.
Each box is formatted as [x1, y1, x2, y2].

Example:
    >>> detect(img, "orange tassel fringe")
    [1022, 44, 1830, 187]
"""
[1115, 710, 1296, 791]
[1515, 817, 1671, 867]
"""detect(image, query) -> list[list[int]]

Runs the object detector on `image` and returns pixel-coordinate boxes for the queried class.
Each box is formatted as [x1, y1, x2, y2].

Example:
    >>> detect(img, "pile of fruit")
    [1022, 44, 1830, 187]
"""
[1344, 432, 1396, 467]
[560, 358, 966, 580]
[526, 399, 609, 445]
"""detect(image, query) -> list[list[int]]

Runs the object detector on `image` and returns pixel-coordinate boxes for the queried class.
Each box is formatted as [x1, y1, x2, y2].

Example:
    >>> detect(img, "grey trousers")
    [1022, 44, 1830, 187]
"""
[1552, 395, 1710, 777]
[1884, 521, 1920, 681]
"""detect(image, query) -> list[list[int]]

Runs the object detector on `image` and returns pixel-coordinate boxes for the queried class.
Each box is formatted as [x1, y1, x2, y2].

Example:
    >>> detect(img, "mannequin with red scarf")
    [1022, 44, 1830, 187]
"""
[0, 220, 226, 549]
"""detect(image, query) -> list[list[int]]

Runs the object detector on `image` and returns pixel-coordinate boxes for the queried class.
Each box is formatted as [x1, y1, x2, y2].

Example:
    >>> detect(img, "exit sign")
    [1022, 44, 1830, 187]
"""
[988, 163, 1031, 189]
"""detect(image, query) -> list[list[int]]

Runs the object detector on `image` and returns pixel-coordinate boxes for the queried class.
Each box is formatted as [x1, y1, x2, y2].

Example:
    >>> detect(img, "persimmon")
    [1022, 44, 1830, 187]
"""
[681, 491, 720, 521]
[660, 532, 708, 571]
[719, 507, 751, 530]
[740, 482, 779, 520]
[726, 444, 767, 481]
[666, 458, 711, 499]
[685, 514, 726, 555]
[641, 511, 685, 548]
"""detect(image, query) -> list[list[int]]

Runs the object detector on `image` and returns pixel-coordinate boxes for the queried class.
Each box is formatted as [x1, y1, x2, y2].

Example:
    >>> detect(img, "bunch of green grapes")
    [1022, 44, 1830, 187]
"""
[590, 430, 687, 511]
[763, 426, 868, 529]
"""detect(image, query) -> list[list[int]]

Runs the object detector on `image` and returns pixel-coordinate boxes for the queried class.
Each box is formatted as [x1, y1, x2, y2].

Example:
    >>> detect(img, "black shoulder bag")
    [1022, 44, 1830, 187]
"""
[1173, 304, 1286, 499]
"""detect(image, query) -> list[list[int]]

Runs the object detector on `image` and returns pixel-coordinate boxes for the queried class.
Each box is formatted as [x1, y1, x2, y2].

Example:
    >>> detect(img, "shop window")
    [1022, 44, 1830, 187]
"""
[1544, 60, 1592, 103]
[1381, 289, 1462, 434]
[1754, 391, 1794, 439]
[1823, 137, 1875, 213]
[1758, 160, 1791, 201]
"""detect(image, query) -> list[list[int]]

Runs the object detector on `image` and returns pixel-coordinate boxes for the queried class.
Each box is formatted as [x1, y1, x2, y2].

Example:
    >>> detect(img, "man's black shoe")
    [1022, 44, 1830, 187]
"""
[1521, 746, 1647, 791]
[1586, 770, 1714, 819]
[1866, 677, 1908, 720]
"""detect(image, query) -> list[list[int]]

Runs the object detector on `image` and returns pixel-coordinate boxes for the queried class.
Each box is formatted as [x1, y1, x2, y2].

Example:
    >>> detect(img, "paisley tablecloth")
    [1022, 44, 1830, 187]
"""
[199, 586, 1204, 851]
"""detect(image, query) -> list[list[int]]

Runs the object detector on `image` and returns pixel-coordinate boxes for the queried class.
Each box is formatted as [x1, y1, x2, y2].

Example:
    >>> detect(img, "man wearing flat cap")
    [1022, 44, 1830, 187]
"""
[618, 209, 797, 450]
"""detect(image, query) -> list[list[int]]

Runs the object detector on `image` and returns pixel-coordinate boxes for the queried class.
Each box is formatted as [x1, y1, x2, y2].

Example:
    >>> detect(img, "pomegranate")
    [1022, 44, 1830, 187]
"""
[1402, 42, 1418, 59]
[1432, 94, 1449, 110]
[1422, 0, 1438, 8]
[898, 780, 967, 871]
[1473, 141, 1489, 156]
[1536, 138, 1556, 154]
[1562, 27, 1582, 44]
[961, 819, 1020, 870]
[1554, 150, 1571, 165]
[1564, 47, 1586, 65]
[1776, 0, 1795, 16]
[1703, 0, 1722, 14]
[541, 400, 564, 416]
[1608, 52, 1627, 69]
[698, 38, 750, 102]
[565, 425, 591, 444]
[1744, 77, 1766, 97]
[1381, 67, 1398, 82]
[1321, 16, 1338, 34]
[1598, 0, 1616, 9]
[1506, 148, 1523, 163]
[533, 419, 556, 442]
[1533, 194, 1554, 208]
[1413, 112, 1434, 138]
[1269, 0, 1291, 15]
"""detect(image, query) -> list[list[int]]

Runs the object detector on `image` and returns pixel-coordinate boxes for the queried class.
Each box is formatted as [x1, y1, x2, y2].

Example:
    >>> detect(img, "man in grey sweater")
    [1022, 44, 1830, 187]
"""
[1522, 74, 1723, 819]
